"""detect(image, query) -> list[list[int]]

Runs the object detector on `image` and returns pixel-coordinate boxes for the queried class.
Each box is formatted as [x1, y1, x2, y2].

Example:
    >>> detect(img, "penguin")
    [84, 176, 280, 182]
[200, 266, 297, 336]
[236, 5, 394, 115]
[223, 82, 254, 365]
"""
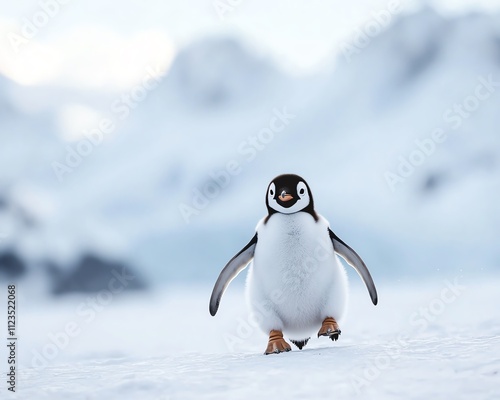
[209, 174, 377, 354]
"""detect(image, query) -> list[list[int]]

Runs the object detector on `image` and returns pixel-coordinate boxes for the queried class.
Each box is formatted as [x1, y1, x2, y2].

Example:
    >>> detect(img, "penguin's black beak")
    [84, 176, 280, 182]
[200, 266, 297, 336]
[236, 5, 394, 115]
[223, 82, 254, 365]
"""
[278, 190, 293, 202]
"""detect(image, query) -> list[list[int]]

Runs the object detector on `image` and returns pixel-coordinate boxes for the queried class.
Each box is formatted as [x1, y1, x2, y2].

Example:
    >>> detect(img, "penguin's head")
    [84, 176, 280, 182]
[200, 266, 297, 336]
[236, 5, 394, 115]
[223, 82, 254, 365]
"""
[266, 174, 317, 219]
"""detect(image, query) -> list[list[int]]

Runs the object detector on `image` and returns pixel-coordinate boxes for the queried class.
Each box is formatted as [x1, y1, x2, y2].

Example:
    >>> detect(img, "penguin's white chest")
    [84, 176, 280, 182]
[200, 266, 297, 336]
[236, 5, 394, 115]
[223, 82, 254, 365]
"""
[246, 212, 348, 336]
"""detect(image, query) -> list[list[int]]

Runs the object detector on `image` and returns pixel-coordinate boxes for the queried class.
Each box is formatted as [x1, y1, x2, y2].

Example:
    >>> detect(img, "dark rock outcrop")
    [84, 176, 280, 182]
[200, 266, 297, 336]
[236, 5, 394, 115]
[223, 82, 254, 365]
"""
[50, 254, 147, 295]
[0, 251, 26, 279]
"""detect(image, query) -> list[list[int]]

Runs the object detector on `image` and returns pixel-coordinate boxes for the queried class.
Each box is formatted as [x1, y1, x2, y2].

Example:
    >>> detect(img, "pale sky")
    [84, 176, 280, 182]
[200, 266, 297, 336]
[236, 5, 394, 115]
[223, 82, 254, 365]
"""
[0, 0, 499, 89]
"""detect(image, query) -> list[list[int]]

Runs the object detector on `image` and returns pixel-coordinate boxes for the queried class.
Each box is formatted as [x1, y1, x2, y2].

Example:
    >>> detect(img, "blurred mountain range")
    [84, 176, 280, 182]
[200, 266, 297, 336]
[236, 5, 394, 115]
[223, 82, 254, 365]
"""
[1, 8, 499, 294]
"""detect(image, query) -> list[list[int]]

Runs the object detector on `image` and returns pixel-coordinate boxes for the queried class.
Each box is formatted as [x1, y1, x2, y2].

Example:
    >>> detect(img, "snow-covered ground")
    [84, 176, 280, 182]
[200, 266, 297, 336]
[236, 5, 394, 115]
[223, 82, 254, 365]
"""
[5, 275, 500, 399]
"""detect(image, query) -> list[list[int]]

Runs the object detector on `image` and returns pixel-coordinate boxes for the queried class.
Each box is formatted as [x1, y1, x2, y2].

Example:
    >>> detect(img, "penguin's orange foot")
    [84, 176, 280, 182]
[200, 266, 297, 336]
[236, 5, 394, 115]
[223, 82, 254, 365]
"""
[265, 330, 292, 355]
[318, 317, 341, 341]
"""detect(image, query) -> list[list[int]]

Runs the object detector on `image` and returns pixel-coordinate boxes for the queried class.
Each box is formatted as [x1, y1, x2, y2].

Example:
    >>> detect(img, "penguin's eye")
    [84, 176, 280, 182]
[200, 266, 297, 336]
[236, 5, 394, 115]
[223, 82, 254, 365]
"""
[270, 189, 274, 196]
[299, 188, 305, 195]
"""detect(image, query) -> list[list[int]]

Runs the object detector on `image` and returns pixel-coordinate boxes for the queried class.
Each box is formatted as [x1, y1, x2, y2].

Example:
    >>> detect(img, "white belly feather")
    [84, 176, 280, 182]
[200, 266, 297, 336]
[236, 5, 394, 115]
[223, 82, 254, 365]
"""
[246, 212, 348, 338]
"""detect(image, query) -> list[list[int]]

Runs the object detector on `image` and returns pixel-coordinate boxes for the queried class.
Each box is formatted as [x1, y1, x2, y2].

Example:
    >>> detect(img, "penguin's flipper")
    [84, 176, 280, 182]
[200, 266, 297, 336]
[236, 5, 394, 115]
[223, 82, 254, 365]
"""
[329, 228, 378, 305]
[209, 233, 258, 316]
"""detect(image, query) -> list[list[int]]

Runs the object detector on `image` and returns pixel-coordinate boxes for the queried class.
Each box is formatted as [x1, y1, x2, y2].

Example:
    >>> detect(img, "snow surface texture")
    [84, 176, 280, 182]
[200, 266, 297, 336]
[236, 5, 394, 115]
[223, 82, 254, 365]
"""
[4, 277, 500, 399]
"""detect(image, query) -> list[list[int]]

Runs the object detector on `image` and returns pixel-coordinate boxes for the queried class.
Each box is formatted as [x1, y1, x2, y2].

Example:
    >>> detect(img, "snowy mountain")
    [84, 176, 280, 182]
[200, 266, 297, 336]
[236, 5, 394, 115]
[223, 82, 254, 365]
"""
[163, 37, 287, 108]
[301, 8, 500, 275]
[1, 8, 500, 295]
[0, 75, 148, 293]
[154, 9, 500, 282]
